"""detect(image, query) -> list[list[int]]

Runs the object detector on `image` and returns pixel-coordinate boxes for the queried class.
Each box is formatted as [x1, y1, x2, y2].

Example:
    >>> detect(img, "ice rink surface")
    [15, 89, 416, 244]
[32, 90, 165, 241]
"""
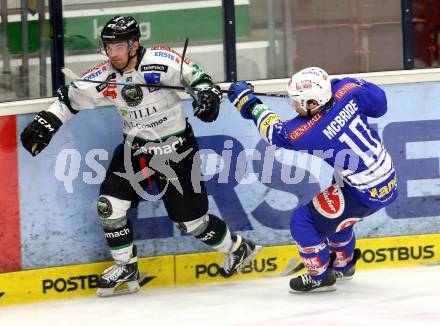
[1, 265, 439, 326]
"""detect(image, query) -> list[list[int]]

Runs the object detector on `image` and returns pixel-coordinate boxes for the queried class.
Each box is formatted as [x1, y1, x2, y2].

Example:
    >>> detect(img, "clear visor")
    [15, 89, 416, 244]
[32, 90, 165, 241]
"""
[100, 40, 132, 56]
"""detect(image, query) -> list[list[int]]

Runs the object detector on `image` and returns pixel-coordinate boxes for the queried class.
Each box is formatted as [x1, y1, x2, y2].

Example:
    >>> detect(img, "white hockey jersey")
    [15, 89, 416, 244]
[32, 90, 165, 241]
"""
[47, 46, 209, 141]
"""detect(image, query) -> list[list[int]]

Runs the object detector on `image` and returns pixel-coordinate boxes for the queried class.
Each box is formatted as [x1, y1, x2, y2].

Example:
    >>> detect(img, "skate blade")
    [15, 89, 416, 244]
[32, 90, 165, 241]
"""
[289, 284, 337, 294]
[96, 279, 141, 298]
[336, 275, 353, 281]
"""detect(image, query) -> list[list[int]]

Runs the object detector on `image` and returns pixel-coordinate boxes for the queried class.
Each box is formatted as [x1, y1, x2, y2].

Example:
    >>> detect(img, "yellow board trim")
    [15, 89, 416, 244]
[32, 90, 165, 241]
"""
[0, 256, 174, 306]
[0, 234, 439, 307]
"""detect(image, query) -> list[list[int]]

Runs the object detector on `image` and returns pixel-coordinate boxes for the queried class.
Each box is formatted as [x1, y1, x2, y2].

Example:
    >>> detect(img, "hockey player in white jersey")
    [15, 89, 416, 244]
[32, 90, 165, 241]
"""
[20, 16, 261, 296]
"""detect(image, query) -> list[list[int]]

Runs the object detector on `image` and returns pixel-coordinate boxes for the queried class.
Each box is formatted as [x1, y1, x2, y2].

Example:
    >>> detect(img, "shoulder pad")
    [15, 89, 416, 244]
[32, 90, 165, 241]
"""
[149, 45, 191, 65]
[332, 77, 364, 101]
[150, 45, 174, 52]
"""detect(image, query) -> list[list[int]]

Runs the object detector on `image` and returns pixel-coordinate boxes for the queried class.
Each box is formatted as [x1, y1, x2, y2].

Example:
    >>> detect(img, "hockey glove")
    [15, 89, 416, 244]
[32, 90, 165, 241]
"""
[192, 85, 222, 122]
[20, 111, 62, 156]
[228, 81, 262, 119]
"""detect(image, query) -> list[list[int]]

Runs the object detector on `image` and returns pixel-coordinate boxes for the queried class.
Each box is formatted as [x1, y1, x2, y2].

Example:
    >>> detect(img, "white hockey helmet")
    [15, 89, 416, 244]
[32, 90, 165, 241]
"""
[286, 67, 332, 114]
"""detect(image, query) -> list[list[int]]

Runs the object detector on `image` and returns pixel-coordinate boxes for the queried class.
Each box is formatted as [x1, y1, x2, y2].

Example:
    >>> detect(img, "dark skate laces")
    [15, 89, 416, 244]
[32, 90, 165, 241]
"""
[222, 248, 244, 274]
[221, 236, 262, 277]
[221, 240, 252, 275]
[334, 270, 345, 279]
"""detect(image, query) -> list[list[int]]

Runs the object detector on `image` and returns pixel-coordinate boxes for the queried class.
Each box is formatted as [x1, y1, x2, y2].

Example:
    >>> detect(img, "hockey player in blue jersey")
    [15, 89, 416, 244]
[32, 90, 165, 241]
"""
[227, 67, 398, 293]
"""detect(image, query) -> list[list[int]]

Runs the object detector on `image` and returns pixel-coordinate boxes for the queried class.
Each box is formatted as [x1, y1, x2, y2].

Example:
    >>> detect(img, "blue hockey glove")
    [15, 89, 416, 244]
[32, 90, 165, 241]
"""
[228, 81, 262, 119]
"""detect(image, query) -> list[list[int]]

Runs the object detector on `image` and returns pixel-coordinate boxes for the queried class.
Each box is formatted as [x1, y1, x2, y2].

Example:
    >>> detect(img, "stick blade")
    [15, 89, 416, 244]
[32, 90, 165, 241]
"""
[61, 67, 80, 80]
[61, 67, 92, 89]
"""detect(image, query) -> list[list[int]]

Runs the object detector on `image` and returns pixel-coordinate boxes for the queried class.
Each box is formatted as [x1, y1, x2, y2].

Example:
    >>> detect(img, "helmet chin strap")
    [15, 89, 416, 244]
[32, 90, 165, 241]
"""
[303, 106, 320, 117]
[120, 52, 137, 71]
[303, 98, 334, 116]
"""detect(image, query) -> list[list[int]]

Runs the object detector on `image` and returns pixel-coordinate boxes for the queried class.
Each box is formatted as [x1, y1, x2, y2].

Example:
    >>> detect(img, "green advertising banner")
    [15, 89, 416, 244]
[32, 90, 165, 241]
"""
[1, 1, 250, 55]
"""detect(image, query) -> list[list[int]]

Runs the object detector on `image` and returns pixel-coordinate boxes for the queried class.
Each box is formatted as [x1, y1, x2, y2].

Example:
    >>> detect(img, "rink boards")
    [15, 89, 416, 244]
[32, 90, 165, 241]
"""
[1, 233, 439, 307]
[2, 78, 440, 273]
[1, 72, 440, 307]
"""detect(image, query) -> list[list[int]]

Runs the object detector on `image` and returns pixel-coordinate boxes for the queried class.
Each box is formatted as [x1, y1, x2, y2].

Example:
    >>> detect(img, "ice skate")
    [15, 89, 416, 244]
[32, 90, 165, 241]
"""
[220, 235, 262, 278]
[334, 248, 361, 281]
[289, 270, 336, 293]
[97, 247, 140, 297]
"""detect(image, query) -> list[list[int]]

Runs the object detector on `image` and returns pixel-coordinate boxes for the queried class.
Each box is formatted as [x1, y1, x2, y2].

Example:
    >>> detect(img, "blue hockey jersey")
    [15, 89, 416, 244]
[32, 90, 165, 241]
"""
[249, 77, 397, 208]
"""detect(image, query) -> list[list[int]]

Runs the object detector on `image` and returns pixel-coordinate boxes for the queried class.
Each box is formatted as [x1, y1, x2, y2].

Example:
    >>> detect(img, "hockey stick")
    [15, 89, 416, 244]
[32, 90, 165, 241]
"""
[61, 67, 287, 98]
[62, 67, 187, 91]
[179, 37, 199, 103]
[280, 260, 305, 276]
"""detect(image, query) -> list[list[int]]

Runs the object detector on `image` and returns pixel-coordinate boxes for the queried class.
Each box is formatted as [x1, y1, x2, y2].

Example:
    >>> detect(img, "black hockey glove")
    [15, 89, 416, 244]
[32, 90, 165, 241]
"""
[20, 111, 62, 156]
[192, 85, 222, 122]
